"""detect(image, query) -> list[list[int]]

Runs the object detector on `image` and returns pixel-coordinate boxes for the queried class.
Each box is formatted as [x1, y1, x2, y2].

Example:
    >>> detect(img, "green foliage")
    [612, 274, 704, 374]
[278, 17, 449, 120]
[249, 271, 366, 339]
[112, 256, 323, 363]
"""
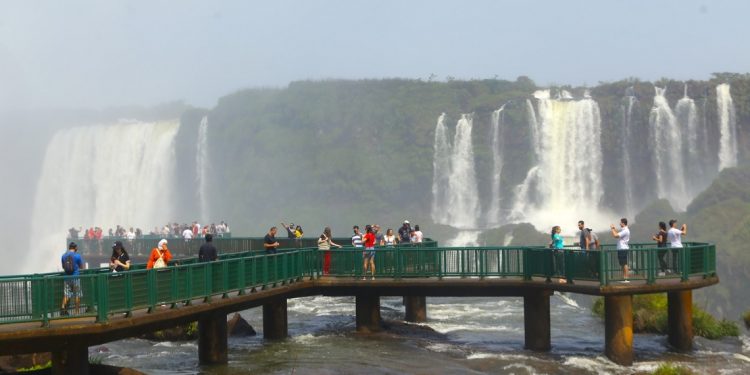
[652, 362, 694, 375]
[591, 294, 739, 339]
[89, 354, 105, 365]
[743, 310, 750, 329]
[16, 360, 51, 372]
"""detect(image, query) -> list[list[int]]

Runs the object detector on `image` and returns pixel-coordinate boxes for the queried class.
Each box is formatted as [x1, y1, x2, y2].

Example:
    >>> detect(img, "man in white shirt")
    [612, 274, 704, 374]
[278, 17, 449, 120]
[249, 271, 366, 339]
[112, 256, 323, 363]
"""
[667, 219, 687, 248]
[610, 218, 631, 282]
[182, 227, 194, 242]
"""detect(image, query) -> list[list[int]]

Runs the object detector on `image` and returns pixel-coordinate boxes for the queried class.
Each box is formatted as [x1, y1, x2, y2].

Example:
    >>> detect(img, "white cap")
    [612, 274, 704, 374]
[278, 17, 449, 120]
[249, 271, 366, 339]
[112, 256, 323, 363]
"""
[403, 220, 410, 224]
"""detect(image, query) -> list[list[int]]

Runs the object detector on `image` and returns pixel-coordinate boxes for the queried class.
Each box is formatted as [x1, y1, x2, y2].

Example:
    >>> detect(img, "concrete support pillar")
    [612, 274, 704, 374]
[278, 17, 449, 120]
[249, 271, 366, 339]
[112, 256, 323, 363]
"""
[403, 296, 427, 323]
[198, 313, 228, 364]
[668, 290, 693, 351]
[605, 295, 633, 366]
[51, 344, 89, 375]
[356, 294, 381, 333]
[523, 290, 551, 351]
[263, 299, 288, 340]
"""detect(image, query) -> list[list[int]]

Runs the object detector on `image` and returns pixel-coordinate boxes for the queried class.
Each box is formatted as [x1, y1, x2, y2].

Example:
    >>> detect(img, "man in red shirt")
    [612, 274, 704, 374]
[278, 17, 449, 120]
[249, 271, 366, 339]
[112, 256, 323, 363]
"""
[362, 225, 376, 280]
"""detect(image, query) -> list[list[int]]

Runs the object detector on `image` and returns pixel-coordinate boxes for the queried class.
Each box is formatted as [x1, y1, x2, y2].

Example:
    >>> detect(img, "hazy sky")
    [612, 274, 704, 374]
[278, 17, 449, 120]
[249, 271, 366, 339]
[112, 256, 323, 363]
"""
[1, 0, 749, 111]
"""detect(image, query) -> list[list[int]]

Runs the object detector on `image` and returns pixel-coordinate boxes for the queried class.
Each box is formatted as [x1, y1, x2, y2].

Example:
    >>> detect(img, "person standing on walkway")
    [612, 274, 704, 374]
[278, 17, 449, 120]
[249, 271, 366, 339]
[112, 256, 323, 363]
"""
[652, 221, 669, 275]
[198, 234, 218, 262]
[351, 225, 363, 248]
[61, 242, 85, 315]
[577, 220, 590, 250]
[398, 220, 412, 244]
[264, 227, 280, 254]
[550, 226, 565, 283]
[362, 225, 376, 279]
[667, 219, 687, 271]
[319, 227, 342, 275]
[147, 239, 172, 269]
[610, 218, 631, 282]
[413, 225, 424, 244]
[384, 228, 398, 247]
[109, 241, 130, 272]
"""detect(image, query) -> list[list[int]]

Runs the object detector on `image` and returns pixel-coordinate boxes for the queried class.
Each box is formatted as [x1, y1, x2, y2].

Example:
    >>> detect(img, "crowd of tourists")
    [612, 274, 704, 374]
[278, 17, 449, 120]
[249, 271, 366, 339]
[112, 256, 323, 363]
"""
[549, 218, 688, 283]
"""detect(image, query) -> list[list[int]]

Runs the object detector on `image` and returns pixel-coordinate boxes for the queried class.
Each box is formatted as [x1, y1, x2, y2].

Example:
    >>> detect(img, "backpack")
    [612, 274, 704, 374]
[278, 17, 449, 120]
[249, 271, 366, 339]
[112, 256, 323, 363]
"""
[588, 229, 600, 249]
[63, 253, 76, 275]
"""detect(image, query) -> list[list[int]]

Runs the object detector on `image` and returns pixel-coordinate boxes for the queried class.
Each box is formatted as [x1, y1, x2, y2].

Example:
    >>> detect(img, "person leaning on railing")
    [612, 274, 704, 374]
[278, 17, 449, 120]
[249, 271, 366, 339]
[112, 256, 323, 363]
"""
[109, 241, 131, 272]
[318, 227, 342, 275]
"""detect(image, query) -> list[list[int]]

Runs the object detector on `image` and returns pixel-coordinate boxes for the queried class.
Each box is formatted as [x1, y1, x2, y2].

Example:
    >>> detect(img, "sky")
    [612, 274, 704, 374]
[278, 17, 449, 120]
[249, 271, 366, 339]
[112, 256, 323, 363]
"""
[1, 0, 749, 111]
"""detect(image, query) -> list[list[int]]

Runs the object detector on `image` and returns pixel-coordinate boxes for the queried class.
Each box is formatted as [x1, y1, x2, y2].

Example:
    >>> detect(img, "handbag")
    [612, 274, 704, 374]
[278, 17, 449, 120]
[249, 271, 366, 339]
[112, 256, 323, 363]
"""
[153, 252, 167, 269]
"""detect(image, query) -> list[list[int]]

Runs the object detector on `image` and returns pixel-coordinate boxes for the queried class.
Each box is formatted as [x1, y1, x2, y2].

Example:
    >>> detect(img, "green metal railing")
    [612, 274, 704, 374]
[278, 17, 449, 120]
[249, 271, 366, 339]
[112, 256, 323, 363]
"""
[70, 236, 438, 256]
[0, 242, 715, 326]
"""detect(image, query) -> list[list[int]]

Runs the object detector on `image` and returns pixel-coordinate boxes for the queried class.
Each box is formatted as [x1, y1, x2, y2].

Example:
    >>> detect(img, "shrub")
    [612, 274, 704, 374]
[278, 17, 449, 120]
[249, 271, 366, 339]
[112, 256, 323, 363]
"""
[652, 362, 694, 375]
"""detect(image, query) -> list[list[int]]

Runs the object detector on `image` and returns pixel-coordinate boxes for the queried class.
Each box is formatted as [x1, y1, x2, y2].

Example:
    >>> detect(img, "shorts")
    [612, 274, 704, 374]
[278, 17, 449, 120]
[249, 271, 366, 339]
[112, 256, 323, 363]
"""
[64, 278, 82, 298]
[617, 250, 628, 267]
[363, 248, 375, 259]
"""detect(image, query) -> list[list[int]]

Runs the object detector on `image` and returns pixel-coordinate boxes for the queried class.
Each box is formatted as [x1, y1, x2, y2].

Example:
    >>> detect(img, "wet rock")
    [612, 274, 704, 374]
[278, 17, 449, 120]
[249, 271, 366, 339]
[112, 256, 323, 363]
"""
[228, 313, 257, 337]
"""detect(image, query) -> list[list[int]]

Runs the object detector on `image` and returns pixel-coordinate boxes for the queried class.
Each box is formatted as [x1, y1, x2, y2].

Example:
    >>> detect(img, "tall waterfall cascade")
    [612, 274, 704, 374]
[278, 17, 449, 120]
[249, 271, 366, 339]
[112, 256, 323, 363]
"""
[431, 114, 480, 229]
[486, 105, 506, 226]
[28, 120, 180, 273]
[196, 116, 210, 223]
[649, 87, 689, 210]
[622, 89, 638, 217]
[511, 89, 608, 231]
[717, 83, 738, 171]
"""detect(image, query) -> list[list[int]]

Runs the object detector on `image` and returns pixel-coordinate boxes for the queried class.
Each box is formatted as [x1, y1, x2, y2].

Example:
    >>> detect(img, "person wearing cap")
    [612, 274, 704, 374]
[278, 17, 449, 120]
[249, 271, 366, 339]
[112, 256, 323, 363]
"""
[398, 220, 412, 244]
[61, 242, 85, 315]
[198, 234, 218, 262]
[109, 241, 131, 272]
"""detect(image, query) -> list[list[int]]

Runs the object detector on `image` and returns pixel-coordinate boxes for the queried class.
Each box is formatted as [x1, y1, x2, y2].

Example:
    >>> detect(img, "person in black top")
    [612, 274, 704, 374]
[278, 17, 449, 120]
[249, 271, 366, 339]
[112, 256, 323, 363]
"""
[198, 234, 218, 262]
[109, 241, 131, 272]
[264, 227, 280, 254]
[398, 220, 412, 243]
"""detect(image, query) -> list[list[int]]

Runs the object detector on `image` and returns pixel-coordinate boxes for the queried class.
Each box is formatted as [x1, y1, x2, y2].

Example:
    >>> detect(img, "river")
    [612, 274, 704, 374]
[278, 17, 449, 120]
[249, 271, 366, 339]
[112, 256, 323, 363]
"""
[96, 293, 750, 374]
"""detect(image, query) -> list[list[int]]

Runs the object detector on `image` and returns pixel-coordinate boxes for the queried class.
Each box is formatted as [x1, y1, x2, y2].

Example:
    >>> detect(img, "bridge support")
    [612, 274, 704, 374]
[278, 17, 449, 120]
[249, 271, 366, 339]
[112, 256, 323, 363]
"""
[356, 294, 381, 333]
[199, 312, 228, 364]
[263, 298, 288, 340]
[605, 295, 633, 366]
[523, 290, 551, 351]
[668, 290, 693, 351]
[404, 296, 427, 323]
[51, 344, 89, 375]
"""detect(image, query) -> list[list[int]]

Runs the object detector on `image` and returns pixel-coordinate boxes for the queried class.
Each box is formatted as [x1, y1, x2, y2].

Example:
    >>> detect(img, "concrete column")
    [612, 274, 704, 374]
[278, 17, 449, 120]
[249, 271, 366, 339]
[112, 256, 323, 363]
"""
[199, 313, 228, 364]
[263, 299, 288, 340]
[523, 290, 551, 351]
[605, 295, 633, 366]
[51, 344, 89, 375]
[668, 290, 693, 351]
[404, 296, 427, 323]
[356, 294, 381, 333]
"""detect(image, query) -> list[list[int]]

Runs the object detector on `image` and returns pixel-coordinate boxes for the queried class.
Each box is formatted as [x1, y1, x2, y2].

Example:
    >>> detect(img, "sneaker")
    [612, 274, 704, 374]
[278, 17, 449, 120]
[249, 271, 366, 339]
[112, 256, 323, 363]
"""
[621, 279, 630, 283]
[361, 277, 367, 280]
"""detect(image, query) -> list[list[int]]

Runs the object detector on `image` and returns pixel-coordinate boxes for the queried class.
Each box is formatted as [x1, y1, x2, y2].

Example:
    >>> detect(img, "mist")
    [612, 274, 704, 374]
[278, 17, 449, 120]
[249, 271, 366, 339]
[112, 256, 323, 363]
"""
[2, 0, 750, 277]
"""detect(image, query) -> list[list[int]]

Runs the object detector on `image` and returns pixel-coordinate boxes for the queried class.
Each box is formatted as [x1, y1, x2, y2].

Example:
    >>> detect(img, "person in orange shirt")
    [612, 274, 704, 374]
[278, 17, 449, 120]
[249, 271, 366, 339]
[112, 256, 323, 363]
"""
[147, 239, 172, 269]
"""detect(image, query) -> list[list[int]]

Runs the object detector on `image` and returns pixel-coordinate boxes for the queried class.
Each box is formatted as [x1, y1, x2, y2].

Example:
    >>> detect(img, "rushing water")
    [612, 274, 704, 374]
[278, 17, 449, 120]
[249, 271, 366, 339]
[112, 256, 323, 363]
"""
[621, 90, 637, 218]
[27, 120, 180, 273]
[486, 106, 507, 227]
[432, 114, 480, 229]
[196, 116, 210, 224]
[511, 89, 608, 232]
[716, 83, 738, 171]
[96, 294, 750, 374]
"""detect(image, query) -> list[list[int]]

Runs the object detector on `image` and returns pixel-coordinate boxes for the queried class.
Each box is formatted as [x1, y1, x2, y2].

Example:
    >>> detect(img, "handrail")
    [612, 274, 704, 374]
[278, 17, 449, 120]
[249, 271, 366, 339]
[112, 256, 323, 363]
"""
[0, 242, 715, 326]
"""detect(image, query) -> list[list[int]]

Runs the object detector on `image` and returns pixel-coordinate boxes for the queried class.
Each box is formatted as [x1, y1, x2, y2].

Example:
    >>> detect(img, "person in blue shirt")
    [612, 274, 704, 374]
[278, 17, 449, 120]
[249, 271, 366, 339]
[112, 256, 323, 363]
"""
[549, 226, 565, 283]
[61, 242, 85, 315]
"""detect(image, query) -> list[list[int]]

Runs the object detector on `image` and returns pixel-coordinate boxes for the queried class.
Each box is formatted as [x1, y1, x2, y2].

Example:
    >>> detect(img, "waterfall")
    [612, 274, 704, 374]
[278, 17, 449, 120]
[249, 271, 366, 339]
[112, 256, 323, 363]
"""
[675, 85, 703, 197]
[649, 87, 689, 210]
[511, 89, 606, 230]
[431, 113, 451, 225]
[486, 105, 506, 226]
[196, 116, 210, 223]
[622, 89, 637, 217]
[446, 114, 480, 228]
[27, 120, 180, 273]
[431, 113, 480, 229]
[716, 83, 738, 170]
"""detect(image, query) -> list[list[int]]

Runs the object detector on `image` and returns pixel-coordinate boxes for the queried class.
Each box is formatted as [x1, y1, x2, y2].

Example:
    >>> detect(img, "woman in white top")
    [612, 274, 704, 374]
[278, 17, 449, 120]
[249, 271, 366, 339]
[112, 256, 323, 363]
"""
[413, 225, 424, 244]
[383, 229, 398, 247]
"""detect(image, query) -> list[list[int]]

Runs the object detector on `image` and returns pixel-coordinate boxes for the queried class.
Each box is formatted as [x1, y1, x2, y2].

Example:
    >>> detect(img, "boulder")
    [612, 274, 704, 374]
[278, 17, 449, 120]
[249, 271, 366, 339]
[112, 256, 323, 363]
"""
[227, 313, 256, 337]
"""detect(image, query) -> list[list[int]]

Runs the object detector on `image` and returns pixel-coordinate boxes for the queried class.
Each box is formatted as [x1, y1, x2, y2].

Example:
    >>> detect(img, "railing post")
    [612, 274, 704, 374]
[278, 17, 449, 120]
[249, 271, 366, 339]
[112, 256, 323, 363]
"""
[238, 258, 246, 294]
[205, 263, 213, 302]
[96, 273, 108, 323]
[647, 248, 656, 285]
[564, 250, 573, 284]
[681, 247, 689, 281]
[147, 270, 156, 313]
[599, 249, 607, 286]
[522, 248, 531, 281]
